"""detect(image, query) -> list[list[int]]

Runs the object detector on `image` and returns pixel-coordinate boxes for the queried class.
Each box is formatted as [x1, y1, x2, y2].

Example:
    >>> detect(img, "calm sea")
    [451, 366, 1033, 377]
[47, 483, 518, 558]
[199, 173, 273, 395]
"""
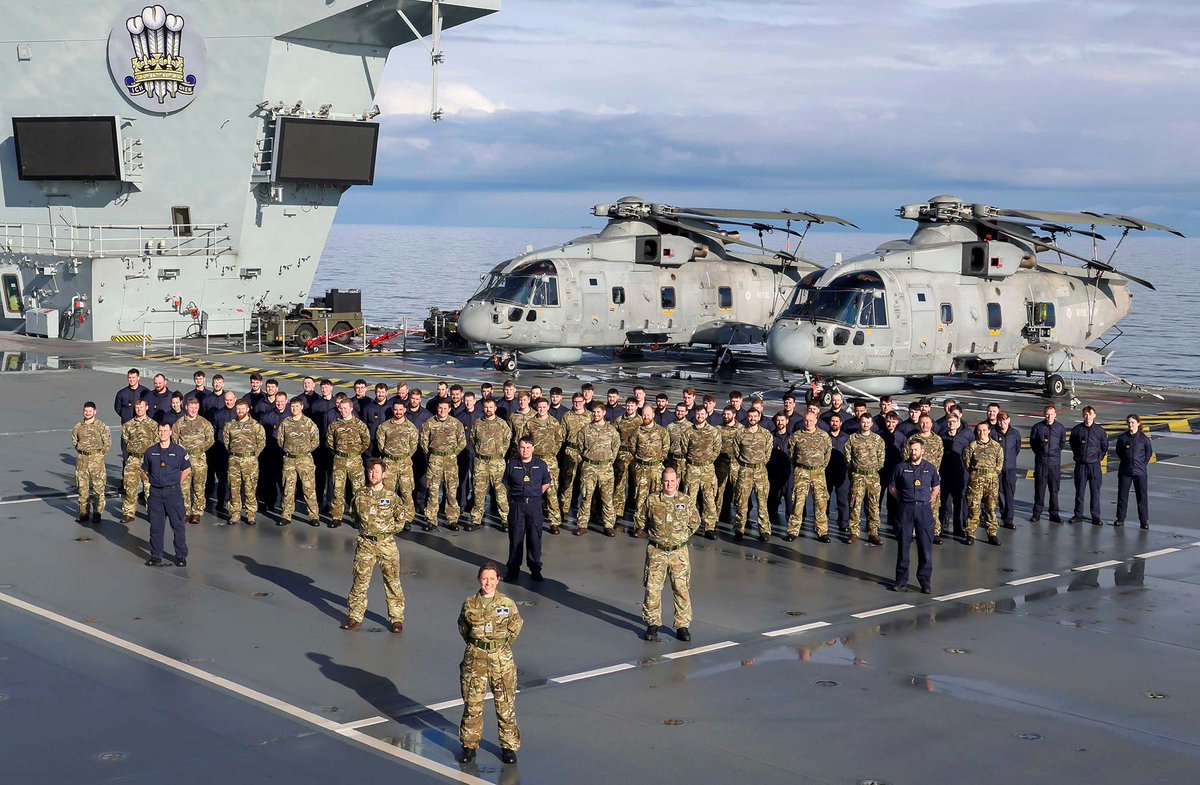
[316, 225, 1200, 389]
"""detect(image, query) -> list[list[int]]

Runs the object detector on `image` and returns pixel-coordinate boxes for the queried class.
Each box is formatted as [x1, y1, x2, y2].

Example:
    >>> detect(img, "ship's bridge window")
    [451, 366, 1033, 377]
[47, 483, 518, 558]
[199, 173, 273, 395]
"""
[473, 259, 559, 307]
[718, 286, 733, 309]
[2, 274, 22, 315]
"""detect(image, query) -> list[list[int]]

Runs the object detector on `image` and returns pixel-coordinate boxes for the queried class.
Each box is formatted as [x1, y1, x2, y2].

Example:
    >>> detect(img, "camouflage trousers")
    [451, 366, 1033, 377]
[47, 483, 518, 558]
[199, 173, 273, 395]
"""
[460, 644, 520, 752]
[715, 456, 740, 522]
[849, 472, 882, 537]
[470, 457, 508, 526]
[558, 448, 581, 521]
[181, 453, 208, 517]
[383, 458, 415, 520]
[643, 544, 692, 628]
[577, 460, 615, 530]
[683, 463, 719, 532]
[346, 536, 405, 624]
[281, 455, 318, 521]
[612, 451, 634, 519]
[76, 453, 107, 516]
[536, 454, 561, 525]
[735, 464, 771, 535]
[632, 461, 664, 531]
[121, 453, 148, 517]
[331, 455, 365, 522]
[668, 457, 688, 490]
[966, 470, 1000, 537]
[227, 455, 260, 519]
[424, 453, 461, 525]
[787, 467, 829, 537]
[931, 494, 944, 536]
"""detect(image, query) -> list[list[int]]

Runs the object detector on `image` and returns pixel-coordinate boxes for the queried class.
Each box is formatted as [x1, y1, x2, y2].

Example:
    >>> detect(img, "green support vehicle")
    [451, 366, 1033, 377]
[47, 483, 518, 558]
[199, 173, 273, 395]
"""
[255, 289, 365, 348]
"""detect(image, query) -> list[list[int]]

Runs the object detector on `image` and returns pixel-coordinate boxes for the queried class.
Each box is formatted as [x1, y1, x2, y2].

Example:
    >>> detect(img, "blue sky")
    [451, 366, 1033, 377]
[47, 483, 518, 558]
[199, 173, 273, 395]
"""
[337, 0, 1200, 234]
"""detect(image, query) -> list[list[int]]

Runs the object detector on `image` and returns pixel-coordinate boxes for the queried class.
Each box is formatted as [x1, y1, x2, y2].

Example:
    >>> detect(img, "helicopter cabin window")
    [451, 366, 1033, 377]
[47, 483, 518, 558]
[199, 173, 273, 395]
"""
[525, 310, 537, 322]
[987, 302, 1002, 331]
[612, 286, 625, 305]
[508, 307, 523, 322]
[853, 331, 865, 346]
[661, 286, 676, 310]
[718, 287, 733, 309]
[916, 292, 927, 303]
[2, 274, 21, 315]
[940, 303, 953, 324]
[1032, 302, 1056, 327]
[588, 278, 598, 287]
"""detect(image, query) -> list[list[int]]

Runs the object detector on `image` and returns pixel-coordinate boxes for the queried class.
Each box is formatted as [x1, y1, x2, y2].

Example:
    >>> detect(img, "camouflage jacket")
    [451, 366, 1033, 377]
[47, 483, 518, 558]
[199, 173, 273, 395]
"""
[633, 423, 670, 463]
[560, 410, 591, 453]
[681, 423, 723, 465]
[615, 414, 642, 454]
[471, 417, 512, 459]
[904, 432, 944, 467]
[122, 416, 158, 456]
[666, 420, 692, 460]
[717, 422, 745, 459]
[353, 484, 407, 537]
[846, 431, 885, 473]
[507, 409, 533, 448]
[327, 416, 370, 456]
[964, 439, 1004, 473]
[734, 425, 772, 465]
[72, 420, 111, 455]
[377, 418, 419, 461]
[523, 416, 564, 458]
[578, 421, 620, 463]
[172, 415, 215, 456]
[224, 417, 266, 457]
[646, 491, 700, 547]
[789, 428, 832, 470]
[459, 591, 524, 646]
[276, 415, 318, 455]
[421, 416, 466, 457]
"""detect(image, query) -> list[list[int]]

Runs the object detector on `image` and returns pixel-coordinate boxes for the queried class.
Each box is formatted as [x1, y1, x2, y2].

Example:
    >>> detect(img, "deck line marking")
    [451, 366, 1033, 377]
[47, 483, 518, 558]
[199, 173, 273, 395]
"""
[1157, 460, 1200, 468]
[336, 716, 390, 732]
[932, 588, 990, 602]
[1135, 548, 1181, 559]
[1191, 541, 1200, 548]
[425, 698, 465, 712]
[550, 663, 635, 684]
[0, 590, 488, 784]
[662, 641, 739, 659]
[1072, 560, 1122, 572]
[852, 604, 913, 619]
[1006, 573, 1059, 586]
[0, 494, 79, 506]
[761, 621, 831, 638]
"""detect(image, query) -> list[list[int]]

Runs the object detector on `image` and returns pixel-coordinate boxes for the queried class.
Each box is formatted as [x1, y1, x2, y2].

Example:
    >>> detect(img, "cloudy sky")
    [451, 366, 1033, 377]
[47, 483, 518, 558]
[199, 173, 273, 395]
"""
[338, 0, 1200, 233]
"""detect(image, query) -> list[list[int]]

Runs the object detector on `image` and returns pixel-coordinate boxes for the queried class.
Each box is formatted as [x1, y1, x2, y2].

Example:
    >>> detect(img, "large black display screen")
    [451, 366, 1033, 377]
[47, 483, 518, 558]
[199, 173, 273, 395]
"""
[273, 118, 379, 186]
[12, 116, 122, 181]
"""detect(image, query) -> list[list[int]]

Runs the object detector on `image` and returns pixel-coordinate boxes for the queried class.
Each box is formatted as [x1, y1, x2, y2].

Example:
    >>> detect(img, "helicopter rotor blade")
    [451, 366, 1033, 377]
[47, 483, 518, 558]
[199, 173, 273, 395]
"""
[653, 214, 823, 267]
[993, 208, 1183, 237]
[673, 206, 859, 228]
[977, 218, 1093, 263]
[1085, 261, 1157, 290]
[1037, 223, 1107, 241]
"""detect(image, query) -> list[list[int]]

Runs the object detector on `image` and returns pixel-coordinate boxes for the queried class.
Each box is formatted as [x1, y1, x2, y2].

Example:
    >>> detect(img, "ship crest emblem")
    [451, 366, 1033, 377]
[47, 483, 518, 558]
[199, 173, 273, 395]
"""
[107, 4, 207, 113]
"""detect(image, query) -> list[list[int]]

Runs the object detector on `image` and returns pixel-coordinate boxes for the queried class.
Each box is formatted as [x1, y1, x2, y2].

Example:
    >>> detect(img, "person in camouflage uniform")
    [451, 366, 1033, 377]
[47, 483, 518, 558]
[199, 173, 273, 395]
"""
[421, 400, 467, 530]
[612, 398, 641, 524]
[681, 407, 722, 539]
[457, 562, 524, 766]
[847, 412, 886, 544]
[557, 393, 590, 524]
[733, 408, 773, 540]
[327, 398, 370, 527]
[223, 399, 266, 525]
[506, 391, 533, 455]
[340, 460, 408, 633]
[575, 403, 620, 535]
[632, 405, 671, 537]
[904, 414, 944, 542]
[469, 399, 511, 530]
[964, 421, 1004, 545]
[715, 407, 744, 525]
[120, 399, 158, 523]
[643, 467, 701, 642]
[376, 402, 419, 526]
[665, 402, 692, 487]
[276, 397, 320, 526]
[786, 411, 832, 542]
[522, 398, 565, 532]
[172, 397, 215, 524]
[71, 401, 111, 522]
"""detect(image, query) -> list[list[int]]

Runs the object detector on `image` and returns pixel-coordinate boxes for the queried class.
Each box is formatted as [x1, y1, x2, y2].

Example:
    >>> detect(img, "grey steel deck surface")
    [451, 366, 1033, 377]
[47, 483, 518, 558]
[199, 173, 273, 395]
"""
[2, 333, 1198, 784]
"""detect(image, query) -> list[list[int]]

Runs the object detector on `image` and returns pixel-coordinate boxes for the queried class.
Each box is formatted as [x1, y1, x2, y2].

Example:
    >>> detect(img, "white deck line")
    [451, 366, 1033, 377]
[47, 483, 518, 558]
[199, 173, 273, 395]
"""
[761, 621, 832, 638]
[932, 588, 990, 602]
[1006, 573, 1059, 586]
[1135, 548, 1181, 559]
[662, 641, 739, 659]
[549, 663, 635, 684]
[851, 604, 913, 619]
[1072, 560, 1122, 572]
[335, 716, 390, 732]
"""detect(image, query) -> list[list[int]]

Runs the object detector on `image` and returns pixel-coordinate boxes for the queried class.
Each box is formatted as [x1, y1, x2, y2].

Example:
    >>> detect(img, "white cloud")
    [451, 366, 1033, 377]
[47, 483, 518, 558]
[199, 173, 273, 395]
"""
[376, 81, 507, 116]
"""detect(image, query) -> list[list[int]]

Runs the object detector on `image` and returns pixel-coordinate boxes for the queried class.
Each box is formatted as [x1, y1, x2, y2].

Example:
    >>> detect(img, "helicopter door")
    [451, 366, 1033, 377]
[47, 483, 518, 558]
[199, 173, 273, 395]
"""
[908, 286, 936, 371]
[581, 272, 608, 334]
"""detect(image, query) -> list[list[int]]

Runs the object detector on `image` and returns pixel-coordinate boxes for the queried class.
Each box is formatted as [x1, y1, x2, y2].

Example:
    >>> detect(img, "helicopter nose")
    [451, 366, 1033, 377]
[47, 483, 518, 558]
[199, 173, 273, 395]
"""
[457, 306, 491, 343]
[766, 322, 813, 371]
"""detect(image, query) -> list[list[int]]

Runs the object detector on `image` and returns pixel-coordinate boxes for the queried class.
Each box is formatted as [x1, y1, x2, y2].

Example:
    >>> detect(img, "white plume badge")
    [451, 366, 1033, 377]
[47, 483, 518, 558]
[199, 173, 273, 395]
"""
[107, 3, 206, 113]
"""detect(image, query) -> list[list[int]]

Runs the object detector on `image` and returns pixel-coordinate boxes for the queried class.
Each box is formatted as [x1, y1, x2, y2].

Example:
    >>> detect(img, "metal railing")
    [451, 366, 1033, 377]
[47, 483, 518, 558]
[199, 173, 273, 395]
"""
[140, 316, 251, 358]
[0, 222, 233, 258]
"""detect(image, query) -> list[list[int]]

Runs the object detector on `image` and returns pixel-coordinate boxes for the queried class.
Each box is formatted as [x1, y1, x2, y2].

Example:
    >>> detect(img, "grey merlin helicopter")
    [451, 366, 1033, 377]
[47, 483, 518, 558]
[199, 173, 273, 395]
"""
[456, 196, 856, 372]
[765, 195, 1183, 403]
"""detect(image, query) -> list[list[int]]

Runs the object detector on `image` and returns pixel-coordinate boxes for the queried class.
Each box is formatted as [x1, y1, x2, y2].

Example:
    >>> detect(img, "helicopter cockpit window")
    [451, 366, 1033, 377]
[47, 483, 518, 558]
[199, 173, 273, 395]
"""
[612, 287, 625, 305]
[479, 260, 559, 307]
[857, 294, 887, 327]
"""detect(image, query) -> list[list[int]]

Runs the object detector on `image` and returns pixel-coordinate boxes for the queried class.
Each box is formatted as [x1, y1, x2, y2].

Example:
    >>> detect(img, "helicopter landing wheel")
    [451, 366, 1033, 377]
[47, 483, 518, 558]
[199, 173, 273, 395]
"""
[1045, 373, 1066, 397]
[498, 354, 517, 374]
